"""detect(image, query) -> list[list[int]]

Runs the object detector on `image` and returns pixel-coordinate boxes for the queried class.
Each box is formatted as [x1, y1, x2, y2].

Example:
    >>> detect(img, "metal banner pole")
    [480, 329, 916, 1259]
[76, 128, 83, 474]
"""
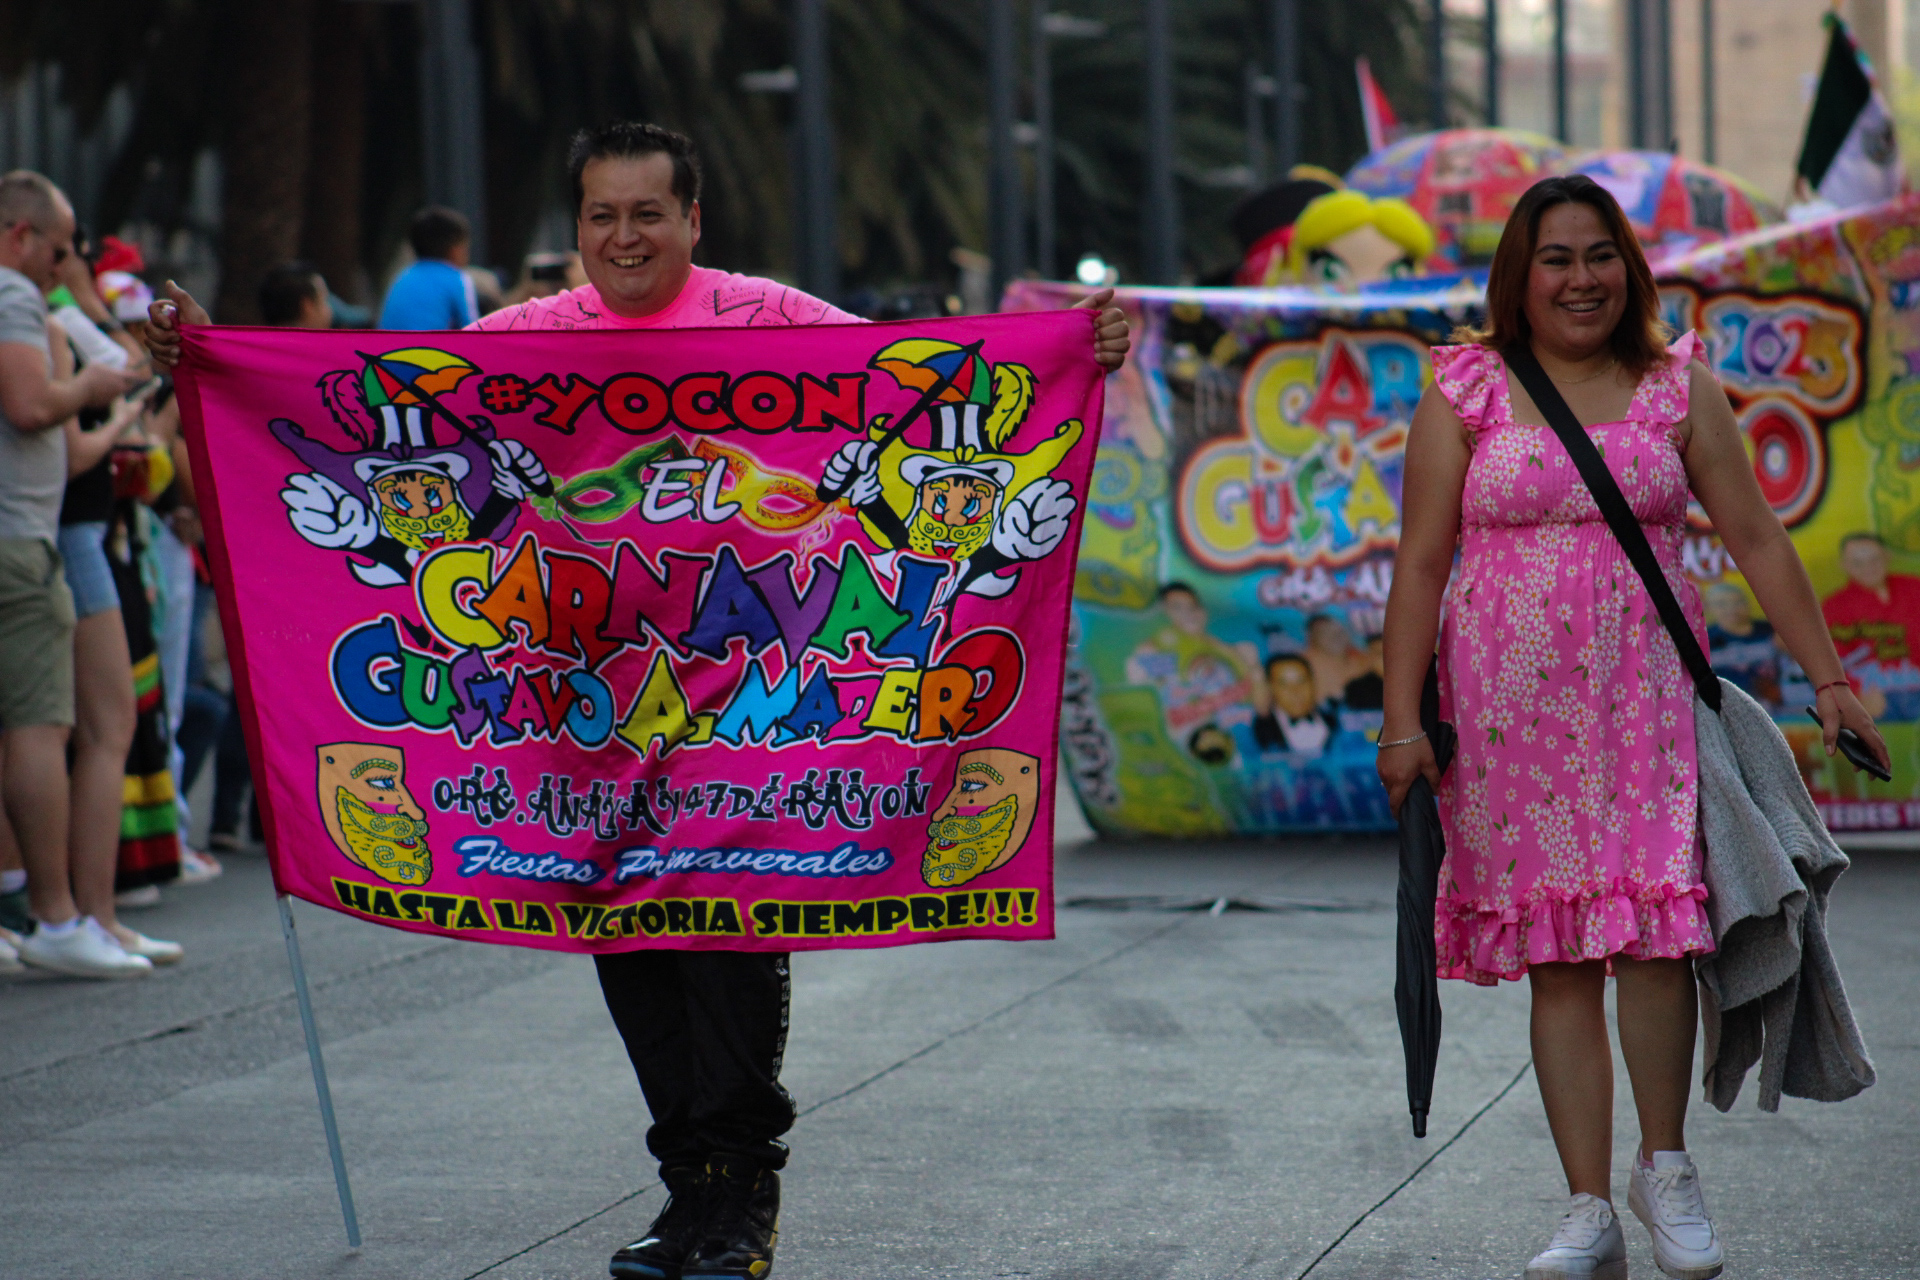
[278, 894, 362, 1247]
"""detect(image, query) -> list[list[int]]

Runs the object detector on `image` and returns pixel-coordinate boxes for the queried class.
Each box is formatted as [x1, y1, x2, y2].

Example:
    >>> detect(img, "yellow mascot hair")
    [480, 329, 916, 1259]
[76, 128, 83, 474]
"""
[1284, 190, 1436, 275]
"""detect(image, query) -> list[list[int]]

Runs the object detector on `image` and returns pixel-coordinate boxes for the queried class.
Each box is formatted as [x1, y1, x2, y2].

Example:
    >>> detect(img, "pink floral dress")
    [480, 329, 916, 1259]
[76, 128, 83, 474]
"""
[1430, 336, 1715, 985]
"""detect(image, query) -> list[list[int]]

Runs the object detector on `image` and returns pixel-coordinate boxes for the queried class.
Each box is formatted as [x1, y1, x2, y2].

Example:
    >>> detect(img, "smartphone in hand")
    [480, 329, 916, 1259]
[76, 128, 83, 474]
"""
[1804, 706, 1893, 782]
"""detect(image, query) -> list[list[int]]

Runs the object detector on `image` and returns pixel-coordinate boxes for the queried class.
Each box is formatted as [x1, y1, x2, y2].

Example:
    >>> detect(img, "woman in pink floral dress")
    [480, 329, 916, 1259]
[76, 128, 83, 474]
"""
[1379, 176, 1887, 1280]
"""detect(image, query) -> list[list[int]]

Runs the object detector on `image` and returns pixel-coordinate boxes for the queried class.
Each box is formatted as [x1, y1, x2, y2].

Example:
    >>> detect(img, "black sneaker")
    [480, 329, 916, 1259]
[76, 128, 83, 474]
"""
[681, 1158, 779, 1280]
[0, 888, 28, 935]
[610, 1164, 707, 1280]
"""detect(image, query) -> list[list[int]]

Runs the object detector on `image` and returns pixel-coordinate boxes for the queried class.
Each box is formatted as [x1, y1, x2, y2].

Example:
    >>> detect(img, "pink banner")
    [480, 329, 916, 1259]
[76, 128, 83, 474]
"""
[175, 312, 1101, 952]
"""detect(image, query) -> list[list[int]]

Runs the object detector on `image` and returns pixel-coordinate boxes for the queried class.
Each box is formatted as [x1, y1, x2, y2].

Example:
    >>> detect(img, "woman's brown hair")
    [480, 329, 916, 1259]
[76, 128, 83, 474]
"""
[1457, 174, 1670, 377]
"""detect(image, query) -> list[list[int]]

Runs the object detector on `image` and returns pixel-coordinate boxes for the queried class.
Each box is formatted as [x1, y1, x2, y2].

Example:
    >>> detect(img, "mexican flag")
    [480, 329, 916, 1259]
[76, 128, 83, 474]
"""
[1795, 14, 1903, 209]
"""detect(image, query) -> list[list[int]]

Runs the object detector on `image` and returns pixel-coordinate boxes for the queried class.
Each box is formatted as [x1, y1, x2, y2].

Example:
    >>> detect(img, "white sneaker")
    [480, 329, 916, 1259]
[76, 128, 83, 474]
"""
[1629, 1152, 1725, 1279]
[0, 928, 21, 973]
[18, 916, 153, 979]
[114, 884, 162, 909]
[177, 848, 223, 884]
[1526, 1193, 1629, 1280]
[108, 922, 184, 965]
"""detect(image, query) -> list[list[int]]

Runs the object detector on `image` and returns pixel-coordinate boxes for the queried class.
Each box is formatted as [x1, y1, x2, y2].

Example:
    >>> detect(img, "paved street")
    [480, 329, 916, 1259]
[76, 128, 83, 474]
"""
[5, 802, 1916, 1280]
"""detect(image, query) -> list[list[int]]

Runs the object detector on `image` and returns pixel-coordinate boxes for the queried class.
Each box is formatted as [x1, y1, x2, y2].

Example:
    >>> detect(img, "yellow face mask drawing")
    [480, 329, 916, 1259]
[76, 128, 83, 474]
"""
[317, 743, 432, 886]
[370, 469, 473, 551]
[901, 458, 1011, 561]
[922, 747, 1041, 887]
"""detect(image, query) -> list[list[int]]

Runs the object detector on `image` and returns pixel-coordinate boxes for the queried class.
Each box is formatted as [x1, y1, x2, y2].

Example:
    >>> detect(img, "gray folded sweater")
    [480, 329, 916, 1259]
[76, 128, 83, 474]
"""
[1693, 677, 1876, 1112]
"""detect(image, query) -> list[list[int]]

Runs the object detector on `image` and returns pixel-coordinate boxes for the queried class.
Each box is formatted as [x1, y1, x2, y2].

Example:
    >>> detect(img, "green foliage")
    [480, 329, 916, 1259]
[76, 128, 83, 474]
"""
[2, 0, 1426, 293]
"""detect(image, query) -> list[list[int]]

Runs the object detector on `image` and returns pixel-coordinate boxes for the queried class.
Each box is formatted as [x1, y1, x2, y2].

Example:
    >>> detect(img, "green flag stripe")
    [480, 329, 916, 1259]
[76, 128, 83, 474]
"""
[1797, 17, 1873, 189]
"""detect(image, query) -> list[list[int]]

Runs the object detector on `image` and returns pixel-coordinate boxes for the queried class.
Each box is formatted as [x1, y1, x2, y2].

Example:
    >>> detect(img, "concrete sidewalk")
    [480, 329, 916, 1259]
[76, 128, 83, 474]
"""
[3, 830, 1914, 1279]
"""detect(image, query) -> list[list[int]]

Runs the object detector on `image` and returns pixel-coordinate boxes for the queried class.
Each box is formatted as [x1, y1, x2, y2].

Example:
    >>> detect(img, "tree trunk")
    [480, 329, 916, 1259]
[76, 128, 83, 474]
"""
[303, 2, 371, 305]
[215, 0, 316, 322]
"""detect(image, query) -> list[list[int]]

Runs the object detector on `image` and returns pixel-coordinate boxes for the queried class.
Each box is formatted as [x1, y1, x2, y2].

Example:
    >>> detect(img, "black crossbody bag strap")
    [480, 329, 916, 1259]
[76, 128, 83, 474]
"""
[1505, 345, 1722, 713]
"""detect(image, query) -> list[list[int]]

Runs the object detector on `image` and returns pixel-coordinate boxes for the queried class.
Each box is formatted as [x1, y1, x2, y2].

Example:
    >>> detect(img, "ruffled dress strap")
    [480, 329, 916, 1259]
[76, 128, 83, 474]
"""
[1428, 343, 1508, 436]
[1626, 331, 1708, 446]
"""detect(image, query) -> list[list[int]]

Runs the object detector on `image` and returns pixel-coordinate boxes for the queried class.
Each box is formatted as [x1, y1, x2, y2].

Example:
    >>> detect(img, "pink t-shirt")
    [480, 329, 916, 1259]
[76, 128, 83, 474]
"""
[468, 266, 862, 332]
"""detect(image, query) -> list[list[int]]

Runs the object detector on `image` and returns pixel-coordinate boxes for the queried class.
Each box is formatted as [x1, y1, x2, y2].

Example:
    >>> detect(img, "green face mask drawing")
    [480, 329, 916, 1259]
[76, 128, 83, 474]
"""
[922, 748, 1040, 888]
[317, 743, 432, 886]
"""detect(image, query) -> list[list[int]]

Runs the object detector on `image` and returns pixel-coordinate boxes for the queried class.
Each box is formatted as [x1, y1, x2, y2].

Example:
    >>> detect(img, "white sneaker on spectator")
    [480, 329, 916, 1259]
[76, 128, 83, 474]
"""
[178, 848, 223, 884]
[1630, 1151, 1725, 1279]
[0, 928, 22, 973]
[1526, 1193, 1628, 1280]
[108, 921, 184, 965]
[18, 917, 153, 979]
[115, 884, 163, 909]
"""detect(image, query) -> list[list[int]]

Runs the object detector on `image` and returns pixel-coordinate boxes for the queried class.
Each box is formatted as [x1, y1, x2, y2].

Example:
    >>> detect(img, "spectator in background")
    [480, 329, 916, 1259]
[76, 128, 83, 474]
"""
[1705, 582, 1781, 706]
[92, 234, 156, 346]
[1343, 633, 1386, 711]
[499, 251, 579, 308]
[379, 206, 477, 330]
[0, 793, 26, 968]
[49, 227, 186, 958]
[259, 261, 335, 329]
[1303, 612, 1366, 708]
[48, 231, 144, 372]
[0, 170, 147, 978]
[501, 251, 586, 307]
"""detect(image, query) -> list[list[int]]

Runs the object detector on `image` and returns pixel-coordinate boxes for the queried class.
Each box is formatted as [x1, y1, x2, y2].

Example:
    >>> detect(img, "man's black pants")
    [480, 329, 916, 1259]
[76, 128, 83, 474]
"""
[594, 949, 796, 1173]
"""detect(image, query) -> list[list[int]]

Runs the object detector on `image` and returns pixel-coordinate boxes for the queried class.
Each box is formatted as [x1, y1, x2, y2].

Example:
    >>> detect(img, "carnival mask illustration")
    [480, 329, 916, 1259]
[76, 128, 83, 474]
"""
[922, 747, 1040, 887]
[317, 743, 433, 886]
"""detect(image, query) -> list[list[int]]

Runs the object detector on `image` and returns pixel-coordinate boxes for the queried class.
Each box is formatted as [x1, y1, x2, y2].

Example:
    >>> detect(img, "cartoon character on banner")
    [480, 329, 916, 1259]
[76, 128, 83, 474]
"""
[922, 748, 1041, 887]
[273, 348, 552, 587]
[819, 338, 1083, 600]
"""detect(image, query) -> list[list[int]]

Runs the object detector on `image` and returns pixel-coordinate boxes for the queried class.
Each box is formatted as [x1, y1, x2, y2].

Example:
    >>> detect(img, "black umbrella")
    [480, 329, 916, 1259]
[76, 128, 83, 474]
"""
[1394, 662, 1456, 1138]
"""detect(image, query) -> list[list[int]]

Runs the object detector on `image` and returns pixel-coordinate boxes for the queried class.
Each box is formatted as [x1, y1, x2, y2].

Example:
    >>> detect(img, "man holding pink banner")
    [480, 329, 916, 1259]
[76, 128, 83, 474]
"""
[149, 121, 1127, 1280]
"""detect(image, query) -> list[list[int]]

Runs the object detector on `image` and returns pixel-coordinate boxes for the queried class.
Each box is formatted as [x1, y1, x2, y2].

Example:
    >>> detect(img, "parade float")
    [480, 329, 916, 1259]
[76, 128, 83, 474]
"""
[1010, 140, 1920, 835]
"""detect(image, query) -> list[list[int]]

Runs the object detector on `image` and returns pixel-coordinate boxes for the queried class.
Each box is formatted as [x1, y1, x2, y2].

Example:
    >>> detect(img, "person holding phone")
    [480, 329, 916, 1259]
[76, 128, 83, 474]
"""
[0, 170, 151, 978]
[1377, 175, 1887, 1280]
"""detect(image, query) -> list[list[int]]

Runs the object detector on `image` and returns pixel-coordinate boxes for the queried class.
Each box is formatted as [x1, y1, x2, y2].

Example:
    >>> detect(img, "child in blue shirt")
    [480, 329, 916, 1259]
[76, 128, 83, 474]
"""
[378, 206, 478, 329]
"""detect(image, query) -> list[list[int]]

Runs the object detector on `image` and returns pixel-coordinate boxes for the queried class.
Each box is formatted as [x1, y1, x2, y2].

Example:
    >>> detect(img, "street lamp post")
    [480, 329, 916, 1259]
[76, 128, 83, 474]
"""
[420, 0, 486, 257]
[1270, 0, 1298, 173]
[793, 0, 837, 303]
[1552, 0, 1568, 142]
[1143, 0, 1178, 284]
[1033, 11, 1107, 281]
[988, 0, 1023, 300]
[1701, 0, 1715, 164]
[1484, 0, 1500, 127]
[1428, 0, 1446, 129]
[1628, 0, 1673, 150]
